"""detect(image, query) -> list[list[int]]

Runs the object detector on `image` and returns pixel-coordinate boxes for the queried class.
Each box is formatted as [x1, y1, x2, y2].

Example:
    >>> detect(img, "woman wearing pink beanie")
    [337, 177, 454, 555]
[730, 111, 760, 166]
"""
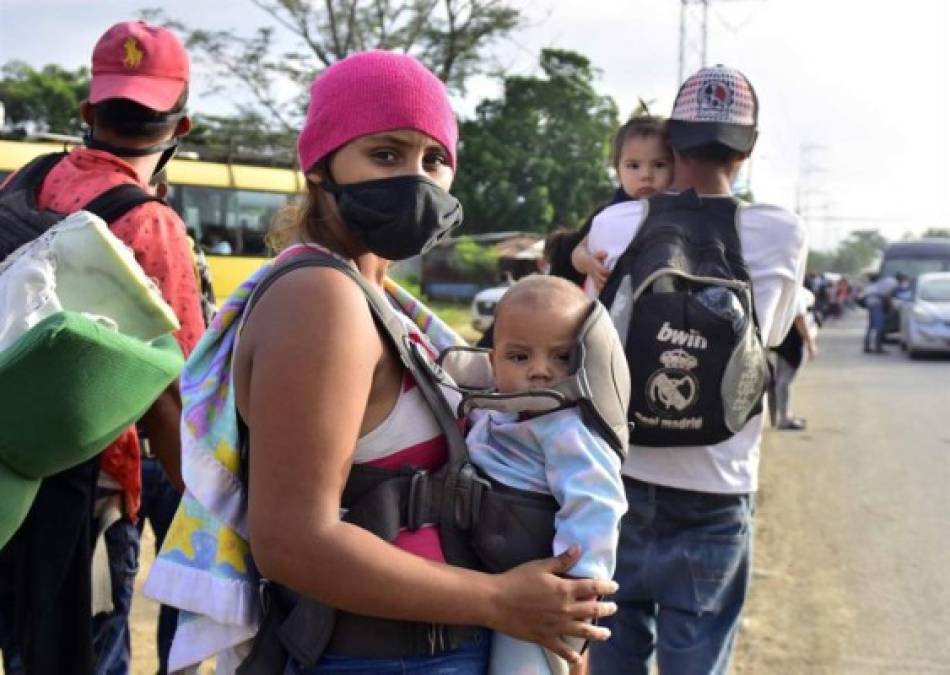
[230, 51, 617, 673]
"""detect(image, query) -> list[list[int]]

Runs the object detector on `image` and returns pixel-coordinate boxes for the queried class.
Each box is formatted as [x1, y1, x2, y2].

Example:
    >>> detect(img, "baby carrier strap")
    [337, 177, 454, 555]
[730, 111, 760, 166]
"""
[237, 250, 484, 672]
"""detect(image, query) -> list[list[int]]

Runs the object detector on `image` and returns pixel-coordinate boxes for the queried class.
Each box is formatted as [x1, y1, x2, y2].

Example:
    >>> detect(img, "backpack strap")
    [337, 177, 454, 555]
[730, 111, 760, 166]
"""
[1, 152, 68, 197]
[83, 183, 161, 224]
[2, 151, 161, 224]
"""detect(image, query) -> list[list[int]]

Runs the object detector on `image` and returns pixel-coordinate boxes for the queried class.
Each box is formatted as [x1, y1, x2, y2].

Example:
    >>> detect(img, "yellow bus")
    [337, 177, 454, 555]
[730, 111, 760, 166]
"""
[0, 136, 304, 299]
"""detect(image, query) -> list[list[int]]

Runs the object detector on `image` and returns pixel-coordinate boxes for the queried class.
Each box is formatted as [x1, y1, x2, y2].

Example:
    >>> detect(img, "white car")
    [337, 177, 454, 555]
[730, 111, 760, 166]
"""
[899, 272, 950, 357]
[471, 285, 510, 332]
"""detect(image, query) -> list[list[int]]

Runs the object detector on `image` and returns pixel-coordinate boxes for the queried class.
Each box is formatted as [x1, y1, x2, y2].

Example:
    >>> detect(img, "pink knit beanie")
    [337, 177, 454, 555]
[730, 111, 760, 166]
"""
[297, 50, 458, 173]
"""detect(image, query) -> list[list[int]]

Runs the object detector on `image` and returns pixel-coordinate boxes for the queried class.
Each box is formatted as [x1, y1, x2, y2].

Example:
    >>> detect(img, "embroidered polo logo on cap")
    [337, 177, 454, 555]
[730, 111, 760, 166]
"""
[123, 38, 144, 69]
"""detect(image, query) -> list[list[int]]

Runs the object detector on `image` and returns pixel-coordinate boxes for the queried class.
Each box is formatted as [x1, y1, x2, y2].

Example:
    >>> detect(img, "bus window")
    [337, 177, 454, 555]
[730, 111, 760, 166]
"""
[232, 189, 289, 256]
[179, 185, 291, 257]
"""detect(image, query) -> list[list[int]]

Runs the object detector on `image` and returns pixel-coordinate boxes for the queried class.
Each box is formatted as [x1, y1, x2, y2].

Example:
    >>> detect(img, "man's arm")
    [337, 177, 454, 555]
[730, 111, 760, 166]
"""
[743, 205, 808, 347]
[112, 203, 204, 492]
[139, 382, 184, 492]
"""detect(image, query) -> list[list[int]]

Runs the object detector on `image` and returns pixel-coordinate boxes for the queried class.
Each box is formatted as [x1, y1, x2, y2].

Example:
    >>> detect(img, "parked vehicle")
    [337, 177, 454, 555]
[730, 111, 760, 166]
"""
[878, 239, 950, 336]
[471, 284, 510, 332]
[899, 272, 950, 357]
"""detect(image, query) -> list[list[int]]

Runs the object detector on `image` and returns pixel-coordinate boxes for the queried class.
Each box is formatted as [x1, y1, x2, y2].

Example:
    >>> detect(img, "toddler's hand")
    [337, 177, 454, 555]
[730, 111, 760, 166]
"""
[571, 242, 610, 290]
[583, 251, 610, 291]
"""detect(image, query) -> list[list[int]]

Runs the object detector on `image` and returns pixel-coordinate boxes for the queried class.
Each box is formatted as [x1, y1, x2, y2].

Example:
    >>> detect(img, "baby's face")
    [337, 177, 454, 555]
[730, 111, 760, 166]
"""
[491, 305, 580, 393]
[617, 134, 673, 199]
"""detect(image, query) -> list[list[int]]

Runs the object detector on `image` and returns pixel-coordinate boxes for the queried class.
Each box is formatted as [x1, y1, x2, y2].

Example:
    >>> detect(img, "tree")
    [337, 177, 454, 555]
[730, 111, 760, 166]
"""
[452, 49, 618, 234]
[806, 249, 836, 274]
[922, 228, 950, 239]
[831, 229, 888, 274]
[0, 61, 89, 134]
[187, 112, 297, 165]
[144, 0, 522, 132]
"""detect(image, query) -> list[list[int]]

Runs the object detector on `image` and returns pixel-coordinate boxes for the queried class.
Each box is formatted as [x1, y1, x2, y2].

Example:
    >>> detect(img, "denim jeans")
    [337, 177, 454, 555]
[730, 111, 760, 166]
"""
[137, 456, 182, 674]
[590, 477, 754, 675]
[284, 630, 490, 674]
[864, 299, 887, 351]
[0, 584, 24, 675]
[92, 510, 140, 675]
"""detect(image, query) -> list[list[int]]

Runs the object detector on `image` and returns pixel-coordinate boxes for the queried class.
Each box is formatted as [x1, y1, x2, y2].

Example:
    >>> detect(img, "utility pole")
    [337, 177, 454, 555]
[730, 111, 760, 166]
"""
[797, 144, 834, 250]
[678, 0, 767, 197]
[678, 0, 764, 84]
[678, 0, 709, 85]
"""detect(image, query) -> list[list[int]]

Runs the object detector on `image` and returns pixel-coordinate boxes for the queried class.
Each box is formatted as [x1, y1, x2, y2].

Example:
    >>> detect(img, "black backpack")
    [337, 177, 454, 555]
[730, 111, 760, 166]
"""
[599, 189, 769, 447]
[0, 152, 161, 262]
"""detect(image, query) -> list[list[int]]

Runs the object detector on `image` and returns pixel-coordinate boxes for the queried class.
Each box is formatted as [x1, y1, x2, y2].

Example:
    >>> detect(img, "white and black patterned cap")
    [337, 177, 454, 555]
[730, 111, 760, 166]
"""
[668, 65, 758, 153]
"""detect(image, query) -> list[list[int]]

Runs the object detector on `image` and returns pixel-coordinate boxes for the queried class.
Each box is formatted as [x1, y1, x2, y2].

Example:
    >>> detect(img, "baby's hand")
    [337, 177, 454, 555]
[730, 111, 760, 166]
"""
[572, 243, 610, 291]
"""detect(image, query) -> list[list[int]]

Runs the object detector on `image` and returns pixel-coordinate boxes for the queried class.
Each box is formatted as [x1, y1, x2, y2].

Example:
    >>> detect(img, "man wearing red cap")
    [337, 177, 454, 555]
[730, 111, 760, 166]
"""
[0, 21, 202, 675]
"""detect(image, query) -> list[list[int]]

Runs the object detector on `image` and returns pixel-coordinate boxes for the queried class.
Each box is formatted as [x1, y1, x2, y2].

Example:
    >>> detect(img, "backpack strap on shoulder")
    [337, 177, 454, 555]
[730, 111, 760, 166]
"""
[83, 183, 161, 224]
[1, 152, 68, 197]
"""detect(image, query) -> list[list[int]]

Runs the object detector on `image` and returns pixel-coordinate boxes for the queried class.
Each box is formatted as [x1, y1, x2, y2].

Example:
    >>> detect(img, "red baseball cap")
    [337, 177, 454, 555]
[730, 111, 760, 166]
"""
[90, 21, 189, 112]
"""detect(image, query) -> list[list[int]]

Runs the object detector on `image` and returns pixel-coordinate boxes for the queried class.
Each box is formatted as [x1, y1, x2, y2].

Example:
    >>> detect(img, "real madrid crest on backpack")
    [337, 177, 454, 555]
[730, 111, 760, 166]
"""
[599, 188, 768, 447]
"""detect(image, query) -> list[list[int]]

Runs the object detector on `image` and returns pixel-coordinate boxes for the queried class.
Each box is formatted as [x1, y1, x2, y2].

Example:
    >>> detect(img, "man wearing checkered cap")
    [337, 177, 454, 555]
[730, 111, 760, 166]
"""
[584, 66, 808, 674]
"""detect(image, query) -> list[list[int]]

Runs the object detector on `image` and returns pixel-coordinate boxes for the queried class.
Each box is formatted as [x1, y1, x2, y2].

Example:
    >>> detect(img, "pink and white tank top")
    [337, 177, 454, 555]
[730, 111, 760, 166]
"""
[278, 244, 459, 563]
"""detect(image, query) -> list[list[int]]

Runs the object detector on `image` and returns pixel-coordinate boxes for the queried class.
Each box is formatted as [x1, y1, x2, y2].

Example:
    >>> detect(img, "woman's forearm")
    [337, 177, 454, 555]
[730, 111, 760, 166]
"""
[253, 520, 498, 628]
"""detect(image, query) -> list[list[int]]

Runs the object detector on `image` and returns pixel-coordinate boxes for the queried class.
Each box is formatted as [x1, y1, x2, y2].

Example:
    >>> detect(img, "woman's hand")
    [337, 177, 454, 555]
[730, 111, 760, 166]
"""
[486, 547, 618, 665]
[570, 240, 610, 291]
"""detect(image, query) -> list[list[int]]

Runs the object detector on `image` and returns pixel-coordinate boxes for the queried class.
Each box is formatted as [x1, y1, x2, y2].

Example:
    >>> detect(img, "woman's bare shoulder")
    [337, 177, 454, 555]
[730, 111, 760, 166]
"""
[242, 265, 376, 346]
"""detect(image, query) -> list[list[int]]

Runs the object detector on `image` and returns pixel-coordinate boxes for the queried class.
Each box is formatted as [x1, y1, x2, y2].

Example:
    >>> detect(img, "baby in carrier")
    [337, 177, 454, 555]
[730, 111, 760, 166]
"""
[464, 275, 628, 674]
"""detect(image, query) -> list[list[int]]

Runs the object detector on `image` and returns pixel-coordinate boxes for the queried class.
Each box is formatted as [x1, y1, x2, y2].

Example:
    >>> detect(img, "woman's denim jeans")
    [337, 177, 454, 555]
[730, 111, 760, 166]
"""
[284, 629, 490, 674]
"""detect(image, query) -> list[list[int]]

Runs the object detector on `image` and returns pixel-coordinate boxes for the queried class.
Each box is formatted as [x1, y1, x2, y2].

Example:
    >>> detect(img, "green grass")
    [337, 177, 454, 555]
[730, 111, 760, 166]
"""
[427, 299, 482, 344]
[391, 276, 483, 344]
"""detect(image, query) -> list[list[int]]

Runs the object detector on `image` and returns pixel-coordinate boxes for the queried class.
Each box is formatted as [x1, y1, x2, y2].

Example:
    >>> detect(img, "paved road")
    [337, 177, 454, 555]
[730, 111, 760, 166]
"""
[735, 312, 950, 674]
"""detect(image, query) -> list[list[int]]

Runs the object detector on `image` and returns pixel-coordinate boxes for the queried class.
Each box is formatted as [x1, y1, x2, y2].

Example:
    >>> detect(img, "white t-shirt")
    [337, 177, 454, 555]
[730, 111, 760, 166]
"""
[586, 196, 808, 494]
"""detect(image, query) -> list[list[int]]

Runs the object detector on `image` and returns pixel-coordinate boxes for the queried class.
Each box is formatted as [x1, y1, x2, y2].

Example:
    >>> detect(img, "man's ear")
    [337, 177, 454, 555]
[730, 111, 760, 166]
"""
[80, 100, 94, 126]
[175, 115, 192, 137]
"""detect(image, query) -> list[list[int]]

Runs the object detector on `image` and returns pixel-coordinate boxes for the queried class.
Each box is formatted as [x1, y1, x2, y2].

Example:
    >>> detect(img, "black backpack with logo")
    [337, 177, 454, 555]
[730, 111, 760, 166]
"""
[599, 189, 768, 447]
[0, 152, 160, 262]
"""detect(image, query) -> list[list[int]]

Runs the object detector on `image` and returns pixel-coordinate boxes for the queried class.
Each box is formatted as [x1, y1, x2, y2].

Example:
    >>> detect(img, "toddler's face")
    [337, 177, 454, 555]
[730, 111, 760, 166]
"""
[491, 305, 579, 394]
[617, 134, 673, 199]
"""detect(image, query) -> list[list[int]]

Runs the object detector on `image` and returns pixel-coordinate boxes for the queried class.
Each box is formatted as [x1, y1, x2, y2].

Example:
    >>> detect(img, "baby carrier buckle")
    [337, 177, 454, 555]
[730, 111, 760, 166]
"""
[453, 463, 491, 531]
[406, 469, 431, 532]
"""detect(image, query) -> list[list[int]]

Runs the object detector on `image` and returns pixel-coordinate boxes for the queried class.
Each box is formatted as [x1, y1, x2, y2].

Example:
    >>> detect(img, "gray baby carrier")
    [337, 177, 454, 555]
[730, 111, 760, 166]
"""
[237, 252, 629, 672]
[599, 189, 769, 447]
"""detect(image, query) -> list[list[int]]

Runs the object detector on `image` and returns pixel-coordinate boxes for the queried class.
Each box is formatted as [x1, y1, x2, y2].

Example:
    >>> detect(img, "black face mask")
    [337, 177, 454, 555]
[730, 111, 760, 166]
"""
[84, 110, 186, 181]
[322, 175, 464, 260]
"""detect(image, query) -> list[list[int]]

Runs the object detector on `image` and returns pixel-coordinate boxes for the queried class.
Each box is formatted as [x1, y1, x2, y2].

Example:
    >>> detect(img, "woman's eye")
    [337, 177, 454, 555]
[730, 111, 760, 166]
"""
[372, 150, 399, 163]
[424, 152, 448, 167]
[655, 160, 669, 169]
[554, 352, 571, 364]
[506, 353, 528, 363]
[626, 162, 640, 170]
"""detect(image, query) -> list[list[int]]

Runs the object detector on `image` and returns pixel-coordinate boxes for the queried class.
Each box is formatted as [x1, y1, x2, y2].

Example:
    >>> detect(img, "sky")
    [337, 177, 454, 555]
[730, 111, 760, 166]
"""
[2, 0, 949, 251]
